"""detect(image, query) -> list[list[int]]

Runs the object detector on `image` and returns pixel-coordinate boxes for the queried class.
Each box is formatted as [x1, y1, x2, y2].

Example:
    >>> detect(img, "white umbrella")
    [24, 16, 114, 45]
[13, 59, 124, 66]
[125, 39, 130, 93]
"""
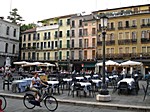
[43, 62, 55, 67]
[95, 60, 119, 66]
[23, 62, 44, 67]
[120, 60, 143, 66]
[13, 61, 28, 65]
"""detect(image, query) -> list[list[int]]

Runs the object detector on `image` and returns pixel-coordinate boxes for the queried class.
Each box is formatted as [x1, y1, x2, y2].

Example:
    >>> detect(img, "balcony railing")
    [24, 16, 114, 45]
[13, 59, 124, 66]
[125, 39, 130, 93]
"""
[141, 24, 150, 28]
[141, 38, 150, 43]
[106, 40, 115, 45]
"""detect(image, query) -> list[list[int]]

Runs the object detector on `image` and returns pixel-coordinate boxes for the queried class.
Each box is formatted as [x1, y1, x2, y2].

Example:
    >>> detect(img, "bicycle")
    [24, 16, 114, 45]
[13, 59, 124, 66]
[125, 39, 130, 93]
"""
[23, 85, 58, 111]
[0, 95, 7, 110]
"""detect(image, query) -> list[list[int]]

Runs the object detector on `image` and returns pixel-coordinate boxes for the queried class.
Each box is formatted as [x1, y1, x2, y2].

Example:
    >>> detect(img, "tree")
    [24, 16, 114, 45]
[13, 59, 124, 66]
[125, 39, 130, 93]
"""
[20, 23, 37, 32]
[7, 8, 24, 24]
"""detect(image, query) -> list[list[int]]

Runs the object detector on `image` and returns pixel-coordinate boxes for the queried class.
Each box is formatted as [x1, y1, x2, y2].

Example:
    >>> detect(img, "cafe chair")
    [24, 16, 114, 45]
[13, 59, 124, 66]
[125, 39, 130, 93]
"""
[72, 82, 84, 98]
[118, 82, 129, 95]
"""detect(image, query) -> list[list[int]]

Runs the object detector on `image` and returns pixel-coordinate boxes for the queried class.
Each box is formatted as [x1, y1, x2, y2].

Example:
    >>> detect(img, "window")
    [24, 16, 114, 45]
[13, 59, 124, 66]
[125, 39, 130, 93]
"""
[28, 34, 31, 41]
[37, 33, 40, 40]
[51, 41, 54, 49]
[132, 47, 136, 53]
[67, 30, 70, 37]
[44, 52, 46, 60]
[132, 32, 137, 40]
[79, 51, 82, 59]
[147, 30, 150, 39]
[48, 32, 50, 39]
[67, 40, 70, 48]
[83, 29, 88, 36]
[142, 47, 146, 53]
[32, 52, 36, 60]
[37, 53, 39, 60]
[110, 33, 114, 40]
[28, 52, 31, 60]
[59, 51, 62, 60]
[44, 42, 46, 48]
[92, 50, 95, 59]
[5, 43, 8, 53]
[92, 28, 96, 35]
[125, 21, 129, 28]
[44, 32, 47, 40]
[59, 31, 63, 37]
[84, 51, 87, 59]
[118, 21, 122, 27]
[141, 31, 147, 38]
[67, 51, 69, 58]
[71, 40, 74, 48]
[92, 38, 95, 47]
[106, 48, 110, 54]
[13, 29, 16, 37]
[71, 20, 75, 27]
[132, 20, 136, 26]
[6, 26, 9, 35]
[59, 40, 62, 48]
[55, 31, 58, 38]
[33, 43, 36, 47]
[47, 52, 50, 60]
[41, 42, 43, 49]
[67, 19, 70, 25]
[59, 20, 63, 26]
[33, 33, 36, 40]
[118, 33, 123, 40]
[125, 32, 130, 39]
[71, 30, 75, 37]
[55, 52, 58, 60]
[23, 53, 25, 60]
[55, 41, 57, 47]
[79, 29, 82, 37]
[141, 19, 146, 25]
[147, 46, 150, 53]
[48, 41, 50, 48]
[23, 35, 26, 41]
[125, 47, 129, 53]
[84, 39, 88, 48]
[28, 43, 31, 48]
[111, 22, 114, 29]
[71, 51, 74, 59]
[84, 23, 88, 26]
[37, 43, 39, 48]
[111, 48, 114, 54]
[79, 19, 82, 27]
[79, 39, 82, 47]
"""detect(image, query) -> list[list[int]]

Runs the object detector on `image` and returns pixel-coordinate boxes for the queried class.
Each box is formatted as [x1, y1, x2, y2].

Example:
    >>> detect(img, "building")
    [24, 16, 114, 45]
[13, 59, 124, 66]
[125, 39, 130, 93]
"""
[92, 4, 150, 74]
[0, 18, 20, 67]
[21, 4, 150, 74]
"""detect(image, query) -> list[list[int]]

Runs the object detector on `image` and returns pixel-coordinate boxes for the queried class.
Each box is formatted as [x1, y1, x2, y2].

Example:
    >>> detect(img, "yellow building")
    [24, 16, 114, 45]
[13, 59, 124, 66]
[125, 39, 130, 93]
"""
[93, 4, 150, 73]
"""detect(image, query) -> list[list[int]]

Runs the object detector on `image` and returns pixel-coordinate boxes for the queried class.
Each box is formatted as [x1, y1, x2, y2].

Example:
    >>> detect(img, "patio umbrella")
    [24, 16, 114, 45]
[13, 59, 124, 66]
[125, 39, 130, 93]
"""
[13, 61, 28, 65]
[37, 62, 55, 67]
[119, 60, 143, 67]
[22, 62, 44, 67]
[95, 60, 119, 66]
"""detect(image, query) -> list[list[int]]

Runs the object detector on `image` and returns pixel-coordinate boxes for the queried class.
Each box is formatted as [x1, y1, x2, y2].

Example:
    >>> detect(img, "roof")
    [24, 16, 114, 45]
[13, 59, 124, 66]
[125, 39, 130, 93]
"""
[92, 4, 150, 13]
[21, 28, 36, 34]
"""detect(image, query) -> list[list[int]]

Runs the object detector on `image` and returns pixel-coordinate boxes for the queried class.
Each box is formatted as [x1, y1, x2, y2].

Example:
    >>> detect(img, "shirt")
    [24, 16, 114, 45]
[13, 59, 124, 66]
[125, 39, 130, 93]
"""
[30, 77, 41, 88]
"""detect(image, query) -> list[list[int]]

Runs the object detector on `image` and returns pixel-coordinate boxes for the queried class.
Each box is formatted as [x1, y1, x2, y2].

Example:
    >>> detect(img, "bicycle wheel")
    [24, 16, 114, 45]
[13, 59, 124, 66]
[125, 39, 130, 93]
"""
[44, 95, 58, 111]
[0, 95, 7, 110]
[23, 94, 35, 109]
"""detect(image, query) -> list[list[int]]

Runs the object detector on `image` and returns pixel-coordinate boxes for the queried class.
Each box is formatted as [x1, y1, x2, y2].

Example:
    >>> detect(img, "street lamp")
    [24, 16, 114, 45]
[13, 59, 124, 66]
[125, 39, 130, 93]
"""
[96, 13, 111, 102]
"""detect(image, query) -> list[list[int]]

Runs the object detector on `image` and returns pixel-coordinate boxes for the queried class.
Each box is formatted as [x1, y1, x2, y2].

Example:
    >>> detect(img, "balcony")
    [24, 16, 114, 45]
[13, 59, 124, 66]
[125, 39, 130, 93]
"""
[141, 24, 150, 28]
[118, 39, 132, 45]
[107, 27, 115, 31]
[141, 38, 150, 43]
[106, 40, 115, 46]
[118, 27, 124, 30]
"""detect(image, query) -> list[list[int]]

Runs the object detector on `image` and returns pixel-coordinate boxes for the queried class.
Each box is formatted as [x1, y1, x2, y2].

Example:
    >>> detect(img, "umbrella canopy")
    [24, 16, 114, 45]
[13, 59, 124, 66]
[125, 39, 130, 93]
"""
[38, 62, 55, 67]
[95, 60, 119, 66]
[120, 60, 143, 66]
[23, 62, 44, 67]
[13, 61, 28, 65]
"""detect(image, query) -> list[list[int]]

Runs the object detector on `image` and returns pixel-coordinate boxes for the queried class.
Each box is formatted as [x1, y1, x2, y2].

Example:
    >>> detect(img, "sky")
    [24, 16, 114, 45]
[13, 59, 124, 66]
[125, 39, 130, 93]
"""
[0, 0, 149, 24]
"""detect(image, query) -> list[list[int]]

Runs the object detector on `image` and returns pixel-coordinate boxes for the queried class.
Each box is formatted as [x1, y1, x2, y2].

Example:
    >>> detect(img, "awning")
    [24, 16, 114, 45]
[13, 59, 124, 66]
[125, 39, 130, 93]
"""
[83, 63, 95, 68]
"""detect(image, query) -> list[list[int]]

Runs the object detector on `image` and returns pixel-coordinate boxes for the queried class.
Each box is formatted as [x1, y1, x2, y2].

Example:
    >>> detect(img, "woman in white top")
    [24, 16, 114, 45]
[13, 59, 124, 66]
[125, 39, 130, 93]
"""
[30, 72, 47, 101]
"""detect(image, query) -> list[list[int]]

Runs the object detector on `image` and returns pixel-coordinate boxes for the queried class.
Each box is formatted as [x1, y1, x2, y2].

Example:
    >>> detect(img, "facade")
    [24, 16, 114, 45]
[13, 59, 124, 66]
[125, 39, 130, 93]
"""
[21, 4, 150, 74]
[93, 4, 150, 74]
[0, 18, 20, 67]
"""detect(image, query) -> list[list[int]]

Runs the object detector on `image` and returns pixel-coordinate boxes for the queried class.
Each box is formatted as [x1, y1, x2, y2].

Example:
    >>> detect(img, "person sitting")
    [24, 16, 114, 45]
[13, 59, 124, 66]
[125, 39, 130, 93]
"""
[30, 72, 48, 104]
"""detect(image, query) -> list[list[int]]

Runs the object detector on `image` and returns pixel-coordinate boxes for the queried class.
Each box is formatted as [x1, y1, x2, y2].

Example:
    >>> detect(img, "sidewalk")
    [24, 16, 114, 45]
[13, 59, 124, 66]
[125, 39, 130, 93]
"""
[0, 78, 150, 111]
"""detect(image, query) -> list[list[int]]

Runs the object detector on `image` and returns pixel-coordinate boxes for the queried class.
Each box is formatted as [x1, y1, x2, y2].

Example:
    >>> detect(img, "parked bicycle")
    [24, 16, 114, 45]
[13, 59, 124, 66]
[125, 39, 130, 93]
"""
[23, 85, 58, 111]
[0, 95, 7, 110]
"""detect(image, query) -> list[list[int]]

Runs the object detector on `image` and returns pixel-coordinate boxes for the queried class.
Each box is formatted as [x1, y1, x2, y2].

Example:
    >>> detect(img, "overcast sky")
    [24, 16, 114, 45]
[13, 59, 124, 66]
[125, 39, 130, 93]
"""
[0, 0, 149, 24]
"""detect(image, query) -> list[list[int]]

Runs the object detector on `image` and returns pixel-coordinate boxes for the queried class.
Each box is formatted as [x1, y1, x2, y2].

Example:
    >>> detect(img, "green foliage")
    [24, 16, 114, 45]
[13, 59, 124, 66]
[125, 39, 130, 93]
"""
[20, 23, 36, 32]
[7, 8, 24, 24]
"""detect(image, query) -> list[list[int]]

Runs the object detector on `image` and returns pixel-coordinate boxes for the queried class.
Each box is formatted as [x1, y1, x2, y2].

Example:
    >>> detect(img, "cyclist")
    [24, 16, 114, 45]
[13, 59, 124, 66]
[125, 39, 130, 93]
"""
[30, 72, 48, 104]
